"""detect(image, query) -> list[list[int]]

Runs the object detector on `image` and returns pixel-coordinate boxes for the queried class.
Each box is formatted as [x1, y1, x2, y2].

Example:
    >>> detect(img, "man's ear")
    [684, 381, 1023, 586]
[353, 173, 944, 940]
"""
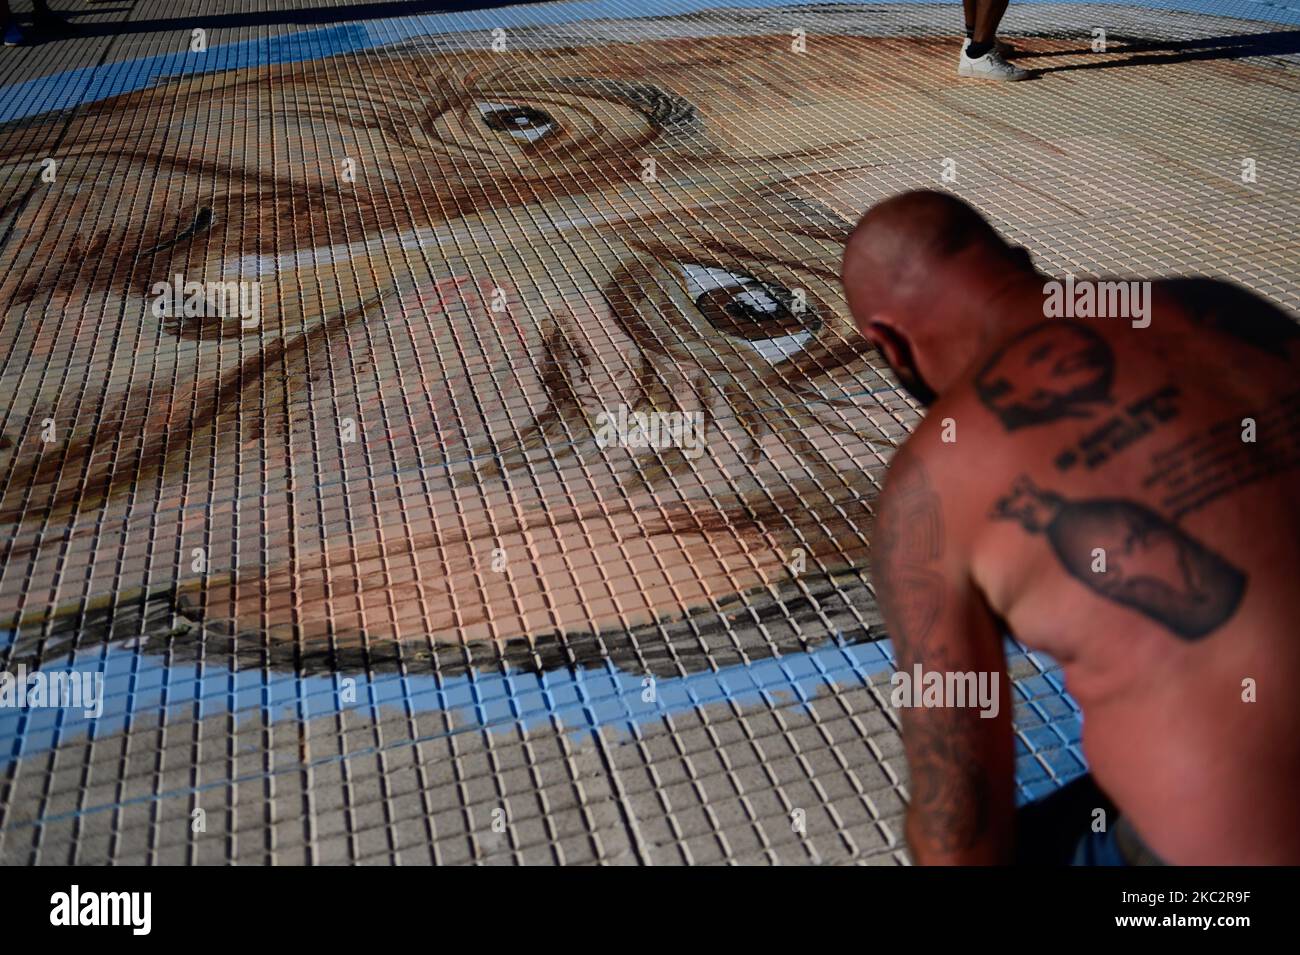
[862, 317, 914, 374]
[864, 316, 941, 407]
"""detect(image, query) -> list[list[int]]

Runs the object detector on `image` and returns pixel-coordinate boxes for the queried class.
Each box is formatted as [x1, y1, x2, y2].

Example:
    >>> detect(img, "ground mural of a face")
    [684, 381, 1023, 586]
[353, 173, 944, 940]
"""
[4, 31, 1267, 666]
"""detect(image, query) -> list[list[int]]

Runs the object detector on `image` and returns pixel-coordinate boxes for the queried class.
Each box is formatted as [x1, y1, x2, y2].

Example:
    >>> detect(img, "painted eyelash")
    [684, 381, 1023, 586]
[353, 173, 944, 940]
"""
[674, 262, 755, 299]
[137, 206, 214, 259]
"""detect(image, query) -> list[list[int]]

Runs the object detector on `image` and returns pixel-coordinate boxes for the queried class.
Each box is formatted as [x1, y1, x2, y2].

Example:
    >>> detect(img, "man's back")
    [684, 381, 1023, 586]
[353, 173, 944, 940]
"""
[898, 279, 1300, 863]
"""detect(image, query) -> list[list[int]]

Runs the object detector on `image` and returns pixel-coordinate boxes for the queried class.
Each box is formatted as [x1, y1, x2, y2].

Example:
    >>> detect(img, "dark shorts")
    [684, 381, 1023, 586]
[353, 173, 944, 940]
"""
[1016, 774, 1165, 866]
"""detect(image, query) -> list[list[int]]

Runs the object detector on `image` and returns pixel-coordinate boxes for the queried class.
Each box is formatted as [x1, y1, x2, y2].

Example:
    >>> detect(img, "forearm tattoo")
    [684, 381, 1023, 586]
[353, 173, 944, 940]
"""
[991, 475, 1247, 640]
[899, 644, 993, 857]
[874, 458, 991, 855]
[873, 457, 944, 671]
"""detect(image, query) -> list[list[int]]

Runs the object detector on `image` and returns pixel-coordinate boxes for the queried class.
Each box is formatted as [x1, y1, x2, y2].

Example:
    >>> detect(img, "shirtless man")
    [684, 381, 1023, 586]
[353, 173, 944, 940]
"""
[842, 190, 1300, 865]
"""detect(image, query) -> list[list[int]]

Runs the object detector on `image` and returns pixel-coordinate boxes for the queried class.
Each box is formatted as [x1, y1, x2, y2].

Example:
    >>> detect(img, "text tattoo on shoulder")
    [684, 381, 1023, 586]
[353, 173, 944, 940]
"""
[1055, 384, 1181, 472]
[1143, 388, 1300, 518]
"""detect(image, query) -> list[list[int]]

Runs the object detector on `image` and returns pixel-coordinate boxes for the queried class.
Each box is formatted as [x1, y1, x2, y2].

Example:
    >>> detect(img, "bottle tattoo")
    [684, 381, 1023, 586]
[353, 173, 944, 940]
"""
[991, 476, 1246, 640]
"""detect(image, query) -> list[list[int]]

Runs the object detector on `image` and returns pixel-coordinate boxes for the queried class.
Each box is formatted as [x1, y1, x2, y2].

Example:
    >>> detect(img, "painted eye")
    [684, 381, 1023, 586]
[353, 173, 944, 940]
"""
[674, 263, 820, 362]
[476, 103, 557, 143]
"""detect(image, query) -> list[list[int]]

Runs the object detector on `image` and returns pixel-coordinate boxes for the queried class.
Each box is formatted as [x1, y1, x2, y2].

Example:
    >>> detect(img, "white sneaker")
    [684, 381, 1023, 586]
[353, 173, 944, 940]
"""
[958, 47, 1031, 81]
[962, 37, 1017, 58]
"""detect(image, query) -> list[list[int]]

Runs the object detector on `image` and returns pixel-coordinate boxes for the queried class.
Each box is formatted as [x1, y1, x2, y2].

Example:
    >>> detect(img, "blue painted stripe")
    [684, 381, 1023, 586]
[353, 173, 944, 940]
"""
[0, 631, 894, 761]
[0, 626, 1085, 809]
[2, 1, 1297, 123]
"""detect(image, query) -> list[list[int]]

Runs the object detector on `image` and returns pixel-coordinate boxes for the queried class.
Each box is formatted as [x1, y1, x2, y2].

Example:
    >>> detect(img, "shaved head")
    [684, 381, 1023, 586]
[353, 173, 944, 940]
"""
[842, 191, 1039, 405]
[843, 190, 1014, 323]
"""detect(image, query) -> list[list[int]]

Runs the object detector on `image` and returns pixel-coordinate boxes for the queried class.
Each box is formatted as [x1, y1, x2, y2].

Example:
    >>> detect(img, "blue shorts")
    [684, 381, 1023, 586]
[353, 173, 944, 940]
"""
[1071, 823, 1129, 866]
[1016, 774, 1162, 866]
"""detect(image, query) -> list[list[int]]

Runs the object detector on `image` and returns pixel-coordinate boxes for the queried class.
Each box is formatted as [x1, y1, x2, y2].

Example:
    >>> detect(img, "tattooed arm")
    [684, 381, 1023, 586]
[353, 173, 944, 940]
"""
[873, 452, 1015, 864]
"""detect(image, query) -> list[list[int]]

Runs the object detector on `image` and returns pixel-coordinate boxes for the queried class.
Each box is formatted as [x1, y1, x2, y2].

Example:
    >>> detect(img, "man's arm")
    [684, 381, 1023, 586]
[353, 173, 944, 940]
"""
[873, 451, 1014, 864]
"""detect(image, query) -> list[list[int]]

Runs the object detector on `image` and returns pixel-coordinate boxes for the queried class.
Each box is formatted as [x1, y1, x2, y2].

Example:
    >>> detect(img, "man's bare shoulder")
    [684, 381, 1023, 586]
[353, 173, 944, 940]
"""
[878, 394, 1001, 551]
[888, 387, 1011, 477]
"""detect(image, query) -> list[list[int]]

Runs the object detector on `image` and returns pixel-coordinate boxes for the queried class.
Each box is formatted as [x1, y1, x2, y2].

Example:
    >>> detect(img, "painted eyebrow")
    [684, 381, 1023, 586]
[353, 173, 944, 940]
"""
[760, 193, 855, 242]
[549, 77, 699, 131]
